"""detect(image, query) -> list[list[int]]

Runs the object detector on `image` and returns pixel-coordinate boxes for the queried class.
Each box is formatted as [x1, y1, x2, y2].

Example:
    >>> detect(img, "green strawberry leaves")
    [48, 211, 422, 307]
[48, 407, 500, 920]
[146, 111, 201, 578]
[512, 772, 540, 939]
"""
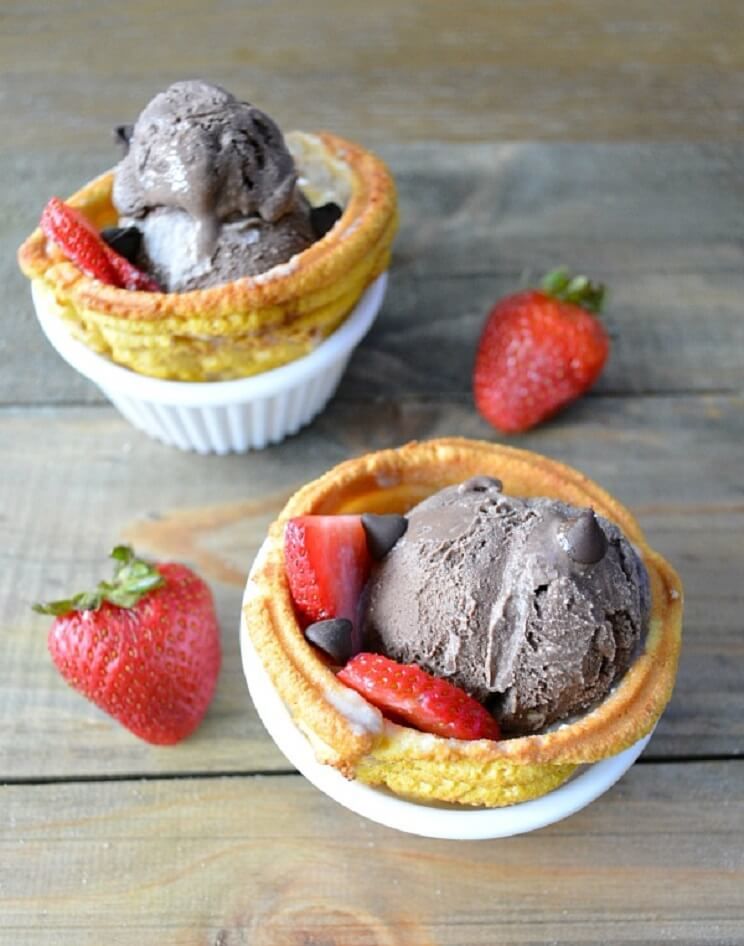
[33, 546, 164, 615]
[541, 267, 606, 314]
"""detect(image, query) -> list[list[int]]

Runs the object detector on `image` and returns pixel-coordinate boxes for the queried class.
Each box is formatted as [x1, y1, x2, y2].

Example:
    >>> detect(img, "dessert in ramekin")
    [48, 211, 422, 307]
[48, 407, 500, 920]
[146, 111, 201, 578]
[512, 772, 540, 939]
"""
[242, 438, 682, 809]
[17, 81, 397, 451]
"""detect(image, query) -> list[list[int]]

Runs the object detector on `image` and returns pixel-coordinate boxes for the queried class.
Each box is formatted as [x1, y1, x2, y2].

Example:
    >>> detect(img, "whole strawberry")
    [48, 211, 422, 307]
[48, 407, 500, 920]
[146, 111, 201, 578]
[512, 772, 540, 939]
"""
[473, 268, 609, 433]
[34, 546, 220, 745]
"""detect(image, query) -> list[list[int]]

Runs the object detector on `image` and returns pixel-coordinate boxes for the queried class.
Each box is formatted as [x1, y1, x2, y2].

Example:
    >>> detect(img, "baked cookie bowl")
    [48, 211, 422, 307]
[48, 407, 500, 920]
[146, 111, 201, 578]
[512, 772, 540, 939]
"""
[18, 132, 397, 382]
[242, 438, 683, 808]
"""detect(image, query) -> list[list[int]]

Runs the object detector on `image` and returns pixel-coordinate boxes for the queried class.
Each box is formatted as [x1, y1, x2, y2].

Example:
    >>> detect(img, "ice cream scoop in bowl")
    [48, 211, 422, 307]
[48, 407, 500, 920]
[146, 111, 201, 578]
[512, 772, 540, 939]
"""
[241, 438, 683, 836]
[18, 81, 397, 452]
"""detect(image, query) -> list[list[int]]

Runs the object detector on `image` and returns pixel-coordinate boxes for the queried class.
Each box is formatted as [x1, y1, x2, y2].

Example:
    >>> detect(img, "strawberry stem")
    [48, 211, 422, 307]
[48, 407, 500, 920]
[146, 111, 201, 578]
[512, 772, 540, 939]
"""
[33, 546, 164, 615]
[541, 267, 605, 314]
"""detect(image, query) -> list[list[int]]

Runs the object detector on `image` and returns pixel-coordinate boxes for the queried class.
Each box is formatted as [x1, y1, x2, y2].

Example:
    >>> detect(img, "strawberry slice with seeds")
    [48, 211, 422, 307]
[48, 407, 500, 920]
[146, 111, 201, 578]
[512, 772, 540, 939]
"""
[40, 197, 159, 291]
[338, 653, 502, 741]
[41, 197, 119, 285]
[284, 516, 371, 633]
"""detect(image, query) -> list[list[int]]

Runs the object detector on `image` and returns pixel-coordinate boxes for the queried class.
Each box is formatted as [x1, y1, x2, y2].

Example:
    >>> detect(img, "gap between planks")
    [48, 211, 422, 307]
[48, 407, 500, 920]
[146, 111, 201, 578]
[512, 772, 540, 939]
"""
[0, 389, 741, 413]
[2, 754, 743, 788]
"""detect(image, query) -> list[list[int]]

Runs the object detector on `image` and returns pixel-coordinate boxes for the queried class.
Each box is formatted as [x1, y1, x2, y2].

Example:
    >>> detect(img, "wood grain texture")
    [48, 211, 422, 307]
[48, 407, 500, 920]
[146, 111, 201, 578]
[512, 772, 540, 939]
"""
[1, 0, 743, 153]
[2, 394, 742, 779]
[2, 764, 743, 945]
[2, 4, 743, 940]
[5, 143, 744, 406]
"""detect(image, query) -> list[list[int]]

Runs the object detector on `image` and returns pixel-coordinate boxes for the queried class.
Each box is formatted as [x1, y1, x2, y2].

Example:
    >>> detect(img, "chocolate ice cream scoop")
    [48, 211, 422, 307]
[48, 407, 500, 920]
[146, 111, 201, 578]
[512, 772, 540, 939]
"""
[112, 80, 315, 291]
[362, 480, 651, 735]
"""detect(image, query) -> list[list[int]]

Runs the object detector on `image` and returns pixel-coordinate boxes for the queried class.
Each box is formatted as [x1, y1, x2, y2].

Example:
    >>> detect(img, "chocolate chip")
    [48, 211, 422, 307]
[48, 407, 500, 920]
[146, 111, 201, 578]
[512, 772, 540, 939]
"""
[113, 124, 134, 153]
[458, 476, 503, 495]
[310, 202, 343, 239]
[305, 618, 353, 664]
[101, 226, 142, 263]
[561, 509, 608, 565]
[361, 514, 408, 560]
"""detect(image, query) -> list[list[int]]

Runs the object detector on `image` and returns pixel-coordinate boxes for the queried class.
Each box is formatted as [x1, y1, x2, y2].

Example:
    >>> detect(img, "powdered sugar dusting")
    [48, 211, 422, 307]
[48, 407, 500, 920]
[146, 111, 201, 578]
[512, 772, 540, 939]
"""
[326, 686, 382, 736]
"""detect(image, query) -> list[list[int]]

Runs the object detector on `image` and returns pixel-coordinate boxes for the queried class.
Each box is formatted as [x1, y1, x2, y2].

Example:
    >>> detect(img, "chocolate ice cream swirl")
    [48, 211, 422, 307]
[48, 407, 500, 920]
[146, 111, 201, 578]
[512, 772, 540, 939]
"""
[112, 80, 315, 291]
[362, 479, 651, 735]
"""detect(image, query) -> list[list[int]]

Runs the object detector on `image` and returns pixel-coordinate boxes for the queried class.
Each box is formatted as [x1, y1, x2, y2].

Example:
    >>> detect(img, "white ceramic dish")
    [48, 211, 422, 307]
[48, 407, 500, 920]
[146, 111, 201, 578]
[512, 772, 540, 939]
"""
[32, 273, 387, 454]
[240, 578, 653, 840]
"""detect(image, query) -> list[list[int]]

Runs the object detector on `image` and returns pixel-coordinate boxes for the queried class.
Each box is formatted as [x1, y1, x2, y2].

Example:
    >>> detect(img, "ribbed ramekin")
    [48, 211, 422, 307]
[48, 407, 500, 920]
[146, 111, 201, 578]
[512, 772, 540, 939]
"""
[32, 273, 387, 454]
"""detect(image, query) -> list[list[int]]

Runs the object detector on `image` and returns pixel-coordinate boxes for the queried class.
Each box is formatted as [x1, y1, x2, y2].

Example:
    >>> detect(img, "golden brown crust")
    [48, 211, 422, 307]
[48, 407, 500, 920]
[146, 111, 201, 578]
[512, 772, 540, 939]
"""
[18, 132, 397, 381]
[242, 438, 683, 807]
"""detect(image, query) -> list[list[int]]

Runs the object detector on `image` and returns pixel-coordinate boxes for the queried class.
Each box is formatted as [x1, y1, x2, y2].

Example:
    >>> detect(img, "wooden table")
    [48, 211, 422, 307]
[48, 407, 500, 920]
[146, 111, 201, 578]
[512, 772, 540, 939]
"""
[2, 3, 743, 943]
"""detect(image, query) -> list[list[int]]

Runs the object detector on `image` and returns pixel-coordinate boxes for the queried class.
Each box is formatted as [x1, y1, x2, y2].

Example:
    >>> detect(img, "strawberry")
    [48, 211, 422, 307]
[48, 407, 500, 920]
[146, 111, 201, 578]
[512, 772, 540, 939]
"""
[34, 546, 220, 745]
[284, 516, 371, 628]
[473, 268, 609, 433]
[338, 653, 501, 741]
[40, 197, 159, 291]
[102, 245, 160, 292]
[41, 197, 119, 285]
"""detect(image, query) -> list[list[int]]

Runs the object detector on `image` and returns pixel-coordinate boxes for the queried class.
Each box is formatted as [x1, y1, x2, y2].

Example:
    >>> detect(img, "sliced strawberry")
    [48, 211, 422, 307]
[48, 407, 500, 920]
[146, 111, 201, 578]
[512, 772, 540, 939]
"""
[41, 197, 119, 285]
[40, 197, 159, 291]
[103, 245, 160, 292]
[338, 653, 501, 741]
[284, 516, 371, 629]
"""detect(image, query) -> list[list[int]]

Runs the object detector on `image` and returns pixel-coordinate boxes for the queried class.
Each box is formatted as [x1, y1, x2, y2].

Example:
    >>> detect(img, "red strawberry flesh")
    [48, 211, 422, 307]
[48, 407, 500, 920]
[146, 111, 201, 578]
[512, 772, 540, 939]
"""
[41, 197, 119, 285]
[338, 652, 501, 741]
[103, 244, 161, 292]
[40, 197, 159, 291]
[284, 516, 371, 636]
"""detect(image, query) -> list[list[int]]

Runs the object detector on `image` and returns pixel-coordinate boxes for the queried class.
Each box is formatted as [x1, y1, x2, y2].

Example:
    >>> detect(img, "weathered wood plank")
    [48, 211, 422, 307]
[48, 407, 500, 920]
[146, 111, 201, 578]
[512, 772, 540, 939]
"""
[2, 395, 742, 779]
[2, 0, 743, 153]
[5, 143, 744, 406]
[1, 763, 743, 945]
[3, 5, 742, 939]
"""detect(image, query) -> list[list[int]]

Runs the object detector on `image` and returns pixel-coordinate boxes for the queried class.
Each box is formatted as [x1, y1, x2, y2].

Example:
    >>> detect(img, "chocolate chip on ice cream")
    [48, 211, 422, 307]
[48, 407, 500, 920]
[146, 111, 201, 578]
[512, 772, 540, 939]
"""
[362, 482, 651, 735]
[361, 514, 408, 561]
[559, 509, 609, 565]
[310, 202, 343, 239]
[305, 618, 355, 665]
[113, 124, 134, 153]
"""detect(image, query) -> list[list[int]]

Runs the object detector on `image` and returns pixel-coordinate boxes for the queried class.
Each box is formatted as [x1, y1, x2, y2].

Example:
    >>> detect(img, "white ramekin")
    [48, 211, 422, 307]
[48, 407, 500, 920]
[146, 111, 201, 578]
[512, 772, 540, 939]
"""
[32, 273, 387, 454]
[240, 556, 653, 840]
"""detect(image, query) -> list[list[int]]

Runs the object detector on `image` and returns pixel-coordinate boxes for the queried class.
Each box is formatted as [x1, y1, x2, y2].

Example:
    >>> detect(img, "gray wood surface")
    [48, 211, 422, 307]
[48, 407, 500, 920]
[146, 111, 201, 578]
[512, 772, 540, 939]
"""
[2, 0, 743, 150]
[2, 763, 742, 945]
[2, 2, 744, 942]
[4, 140, 744, 939]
